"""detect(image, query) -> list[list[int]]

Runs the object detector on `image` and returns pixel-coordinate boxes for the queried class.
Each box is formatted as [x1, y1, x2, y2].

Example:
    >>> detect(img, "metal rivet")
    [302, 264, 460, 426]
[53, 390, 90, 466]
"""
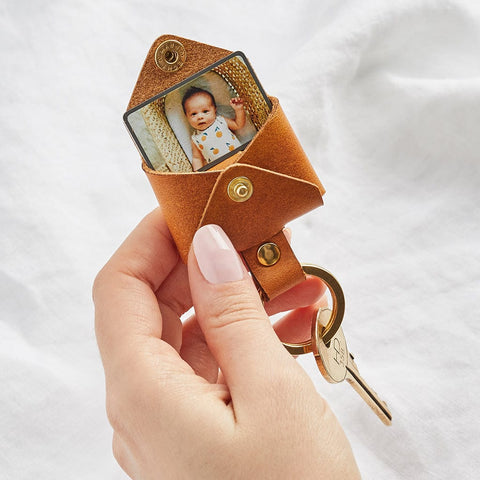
[155, 39, 186, 72]
[257, 243, 281, 266]
[227, 176, 253, 202]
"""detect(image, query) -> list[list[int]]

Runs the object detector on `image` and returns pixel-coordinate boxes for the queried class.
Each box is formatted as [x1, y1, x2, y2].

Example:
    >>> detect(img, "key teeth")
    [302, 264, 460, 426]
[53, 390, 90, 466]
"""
[345, 366, 393, 425]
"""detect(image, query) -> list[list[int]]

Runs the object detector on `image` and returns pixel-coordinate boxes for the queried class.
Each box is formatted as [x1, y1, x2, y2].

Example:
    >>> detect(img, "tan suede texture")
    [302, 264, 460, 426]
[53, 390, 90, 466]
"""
[129, 35, 325, 299]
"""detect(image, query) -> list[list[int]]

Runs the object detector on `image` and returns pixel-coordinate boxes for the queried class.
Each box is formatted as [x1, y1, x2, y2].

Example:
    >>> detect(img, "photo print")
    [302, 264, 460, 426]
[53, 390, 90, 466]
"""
[124, 52, 272, 172]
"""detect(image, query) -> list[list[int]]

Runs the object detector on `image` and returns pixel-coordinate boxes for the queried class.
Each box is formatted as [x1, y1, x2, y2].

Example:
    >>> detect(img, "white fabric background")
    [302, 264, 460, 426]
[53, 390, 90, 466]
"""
[1, 1, 479, 478]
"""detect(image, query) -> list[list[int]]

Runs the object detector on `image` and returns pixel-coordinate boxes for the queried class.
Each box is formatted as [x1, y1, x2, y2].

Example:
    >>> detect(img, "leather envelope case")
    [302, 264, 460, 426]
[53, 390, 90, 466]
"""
[127, 35, 325, 301]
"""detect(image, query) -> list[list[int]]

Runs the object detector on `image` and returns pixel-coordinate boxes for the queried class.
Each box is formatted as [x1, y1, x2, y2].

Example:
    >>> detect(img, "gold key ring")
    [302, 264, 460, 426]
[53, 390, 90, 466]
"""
[282, 264, 345, 355]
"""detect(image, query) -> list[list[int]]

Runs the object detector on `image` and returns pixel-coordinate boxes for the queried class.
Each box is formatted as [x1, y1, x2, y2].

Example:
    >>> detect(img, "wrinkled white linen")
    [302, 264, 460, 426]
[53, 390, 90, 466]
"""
[1, 1, 479, 478]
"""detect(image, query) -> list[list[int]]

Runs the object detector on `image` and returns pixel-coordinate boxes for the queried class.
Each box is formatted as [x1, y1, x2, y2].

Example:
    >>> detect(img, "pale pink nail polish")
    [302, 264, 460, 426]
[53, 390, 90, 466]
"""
[193, 225, 245, 284]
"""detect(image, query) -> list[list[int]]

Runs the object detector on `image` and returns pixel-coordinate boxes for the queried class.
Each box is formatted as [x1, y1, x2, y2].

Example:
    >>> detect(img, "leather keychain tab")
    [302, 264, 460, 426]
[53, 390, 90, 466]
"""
[242, 230, 306, 300]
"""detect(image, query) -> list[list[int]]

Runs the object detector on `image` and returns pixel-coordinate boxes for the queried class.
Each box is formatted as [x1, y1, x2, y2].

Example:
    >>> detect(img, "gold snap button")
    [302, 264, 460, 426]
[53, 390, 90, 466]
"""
[155, 39, 186, 72]
[227, 176, 253, 202]
[257, 243, 281, 266]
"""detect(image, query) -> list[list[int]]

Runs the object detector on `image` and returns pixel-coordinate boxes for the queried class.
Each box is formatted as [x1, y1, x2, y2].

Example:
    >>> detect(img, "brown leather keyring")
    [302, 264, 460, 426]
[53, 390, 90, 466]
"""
[128, 35, 326, 302]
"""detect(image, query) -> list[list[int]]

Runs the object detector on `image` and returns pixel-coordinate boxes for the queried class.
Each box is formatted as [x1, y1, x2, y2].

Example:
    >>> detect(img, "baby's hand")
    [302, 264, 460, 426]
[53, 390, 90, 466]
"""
[230, 97, 244, 109]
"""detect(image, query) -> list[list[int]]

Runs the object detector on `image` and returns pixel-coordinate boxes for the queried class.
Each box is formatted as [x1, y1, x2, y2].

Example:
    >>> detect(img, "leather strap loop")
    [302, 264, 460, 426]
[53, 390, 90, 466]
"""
[241, 230, 305, 301]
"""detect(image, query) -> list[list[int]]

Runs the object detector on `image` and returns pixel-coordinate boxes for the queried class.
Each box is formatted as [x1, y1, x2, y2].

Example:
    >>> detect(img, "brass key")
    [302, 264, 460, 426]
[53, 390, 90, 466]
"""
[312, 308, 392, 426]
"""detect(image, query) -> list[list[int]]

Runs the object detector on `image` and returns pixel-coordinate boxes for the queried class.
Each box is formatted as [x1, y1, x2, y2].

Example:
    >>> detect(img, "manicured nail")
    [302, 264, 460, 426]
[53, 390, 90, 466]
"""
[193, 225, 246, 284]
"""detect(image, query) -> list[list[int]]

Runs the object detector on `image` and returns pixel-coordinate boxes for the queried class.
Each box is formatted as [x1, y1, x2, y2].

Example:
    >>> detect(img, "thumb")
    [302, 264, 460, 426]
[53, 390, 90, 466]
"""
[188, 225, 299, 404]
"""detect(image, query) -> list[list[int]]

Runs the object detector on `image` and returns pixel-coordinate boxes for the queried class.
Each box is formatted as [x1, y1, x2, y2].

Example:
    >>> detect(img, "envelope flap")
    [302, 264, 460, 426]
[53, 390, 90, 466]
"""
[198, 163, 323, 253]
[241, 97, 325, 195]
[128, 35, 232, 110]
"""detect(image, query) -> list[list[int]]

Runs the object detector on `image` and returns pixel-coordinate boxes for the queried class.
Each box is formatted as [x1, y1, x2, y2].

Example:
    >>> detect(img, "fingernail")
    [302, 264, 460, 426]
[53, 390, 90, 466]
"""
[193, 225, 246, 284]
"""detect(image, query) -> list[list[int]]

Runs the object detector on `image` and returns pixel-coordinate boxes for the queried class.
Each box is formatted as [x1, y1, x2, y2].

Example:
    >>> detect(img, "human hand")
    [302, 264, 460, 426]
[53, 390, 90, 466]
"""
[230, 96, 245, 110]
[94, 208, 360, 479]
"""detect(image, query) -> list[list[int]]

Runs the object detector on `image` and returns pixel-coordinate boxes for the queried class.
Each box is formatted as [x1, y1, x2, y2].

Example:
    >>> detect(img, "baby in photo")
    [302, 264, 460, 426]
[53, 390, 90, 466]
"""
[182, 87, 246, 170]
